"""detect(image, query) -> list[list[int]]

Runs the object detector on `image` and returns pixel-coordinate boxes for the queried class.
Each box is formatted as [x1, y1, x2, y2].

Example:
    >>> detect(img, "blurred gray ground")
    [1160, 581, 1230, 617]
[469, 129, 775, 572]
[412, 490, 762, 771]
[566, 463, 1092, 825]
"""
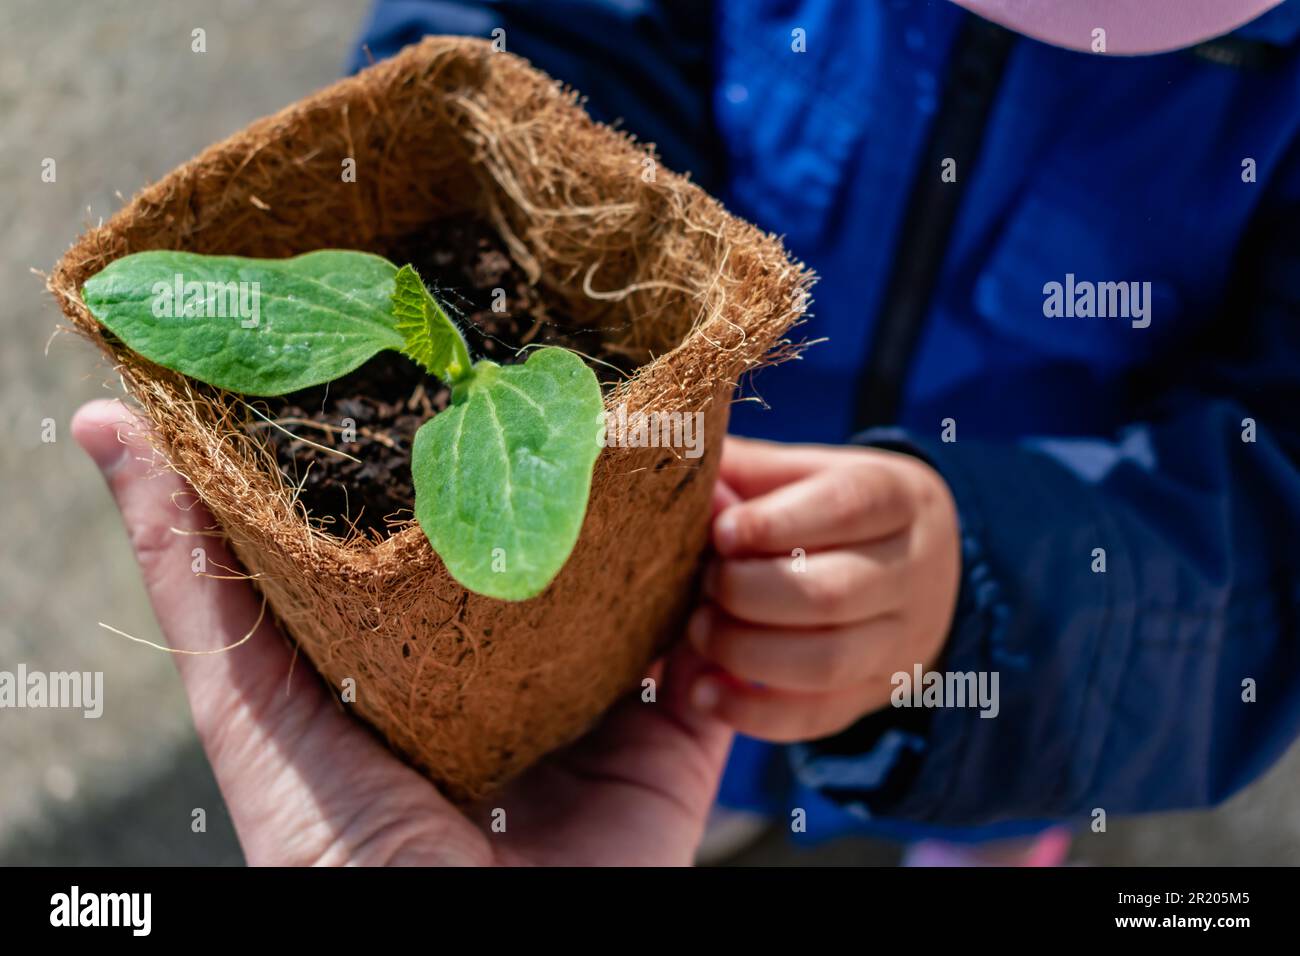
[1, 0, 1298, 867]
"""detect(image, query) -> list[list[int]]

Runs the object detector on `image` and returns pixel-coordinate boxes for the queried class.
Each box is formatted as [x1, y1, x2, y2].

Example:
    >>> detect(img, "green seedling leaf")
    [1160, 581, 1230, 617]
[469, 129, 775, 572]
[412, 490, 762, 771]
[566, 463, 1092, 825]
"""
[83, 249, 605, 602]
[391, 265, 472, 384]
[82, 249, 405, 394]
[411, 348, 605, 601]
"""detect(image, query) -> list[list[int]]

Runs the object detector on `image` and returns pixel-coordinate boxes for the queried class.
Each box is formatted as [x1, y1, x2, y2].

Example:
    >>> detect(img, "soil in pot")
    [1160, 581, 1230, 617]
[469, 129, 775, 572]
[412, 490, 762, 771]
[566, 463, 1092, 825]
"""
[247, 215, 637, 539]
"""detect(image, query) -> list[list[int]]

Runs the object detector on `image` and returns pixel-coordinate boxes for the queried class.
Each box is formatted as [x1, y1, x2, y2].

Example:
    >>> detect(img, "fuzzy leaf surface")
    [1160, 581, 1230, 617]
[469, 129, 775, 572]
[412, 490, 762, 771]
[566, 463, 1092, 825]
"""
[82, 250, 404, 395]
[391, 264, 472, 383]
[412, 348, 605, 600]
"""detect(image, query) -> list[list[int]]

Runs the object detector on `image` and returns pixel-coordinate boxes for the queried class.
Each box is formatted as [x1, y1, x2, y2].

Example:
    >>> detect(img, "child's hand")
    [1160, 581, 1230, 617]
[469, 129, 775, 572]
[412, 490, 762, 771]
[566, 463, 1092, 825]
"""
[689, 436, 962, 742]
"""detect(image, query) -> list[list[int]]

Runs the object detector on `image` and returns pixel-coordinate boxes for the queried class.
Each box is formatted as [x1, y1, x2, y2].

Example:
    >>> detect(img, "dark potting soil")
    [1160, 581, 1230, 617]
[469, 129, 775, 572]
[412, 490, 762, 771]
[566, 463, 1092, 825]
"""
[250, 216, 634, 539]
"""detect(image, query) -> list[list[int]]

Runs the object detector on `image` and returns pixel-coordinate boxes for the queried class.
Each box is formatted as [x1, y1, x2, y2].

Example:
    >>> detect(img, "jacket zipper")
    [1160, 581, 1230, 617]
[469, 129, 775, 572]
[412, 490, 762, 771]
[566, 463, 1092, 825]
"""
[853, 14, 1016, 429]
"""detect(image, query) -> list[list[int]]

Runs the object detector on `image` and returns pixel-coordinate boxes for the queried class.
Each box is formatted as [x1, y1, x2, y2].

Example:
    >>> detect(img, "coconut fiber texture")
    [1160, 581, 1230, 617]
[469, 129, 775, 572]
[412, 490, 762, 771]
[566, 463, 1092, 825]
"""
[49, 36, 812, 802]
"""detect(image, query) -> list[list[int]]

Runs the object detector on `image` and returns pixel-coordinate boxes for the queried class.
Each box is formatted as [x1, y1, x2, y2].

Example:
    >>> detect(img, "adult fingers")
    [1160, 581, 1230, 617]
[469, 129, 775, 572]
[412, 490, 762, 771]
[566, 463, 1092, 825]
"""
[72, 400, 466, 864]
[71, 399, 294, 688]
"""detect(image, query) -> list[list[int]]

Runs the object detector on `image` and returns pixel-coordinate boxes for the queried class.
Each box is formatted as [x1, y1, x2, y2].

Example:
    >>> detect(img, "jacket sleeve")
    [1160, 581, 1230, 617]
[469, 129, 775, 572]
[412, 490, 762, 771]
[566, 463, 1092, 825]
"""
[350, 0, 723, 190]
[791, 146, 1300, 828]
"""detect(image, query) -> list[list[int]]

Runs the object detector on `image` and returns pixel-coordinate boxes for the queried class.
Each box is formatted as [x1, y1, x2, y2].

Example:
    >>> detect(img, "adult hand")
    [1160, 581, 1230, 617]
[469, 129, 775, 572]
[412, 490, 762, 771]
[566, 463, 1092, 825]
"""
[73, 399, 731, 866]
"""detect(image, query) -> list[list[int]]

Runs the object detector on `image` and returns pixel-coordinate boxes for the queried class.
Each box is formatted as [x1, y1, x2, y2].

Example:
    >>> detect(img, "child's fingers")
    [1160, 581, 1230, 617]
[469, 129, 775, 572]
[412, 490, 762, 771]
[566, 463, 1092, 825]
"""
[713, 464, 913, 557]
[705, 539, 907, 627]
[711, 476, 742, 519]
[688, 672, 890, 743]
[718, 435, 847, 498]
[687, 606, 902, 692]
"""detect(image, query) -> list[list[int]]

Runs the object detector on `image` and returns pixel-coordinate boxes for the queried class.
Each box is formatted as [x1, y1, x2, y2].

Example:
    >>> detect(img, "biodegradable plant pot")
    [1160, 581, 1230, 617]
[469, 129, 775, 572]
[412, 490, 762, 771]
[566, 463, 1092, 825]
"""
[50, 37, 811, 801]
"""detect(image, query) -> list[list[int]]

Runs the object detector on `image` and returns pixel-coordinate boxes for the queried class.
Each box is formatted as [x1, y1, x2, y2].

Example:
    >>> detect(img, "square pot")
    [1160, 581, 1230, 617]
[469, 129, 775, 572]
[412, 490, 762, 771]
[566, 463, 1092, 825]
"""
[50, 37, 810, 801]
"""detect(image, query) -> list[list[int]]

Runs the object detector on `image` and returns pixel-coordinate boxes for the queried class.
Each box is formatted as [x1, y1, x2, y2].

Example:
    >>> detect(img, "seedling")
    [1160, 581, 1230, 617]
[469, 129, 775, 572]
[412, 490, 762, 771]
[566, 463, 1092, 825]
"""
[81, 250, 605, 600]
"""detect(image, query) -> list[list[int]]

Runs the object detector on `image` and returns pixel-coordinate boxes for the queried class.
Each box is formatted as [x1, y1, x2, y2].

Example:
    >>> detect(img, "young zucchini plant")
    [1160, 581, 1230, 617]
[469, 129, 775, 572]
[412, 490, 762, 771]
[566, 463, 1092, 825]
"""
[81, 250, 605, 601]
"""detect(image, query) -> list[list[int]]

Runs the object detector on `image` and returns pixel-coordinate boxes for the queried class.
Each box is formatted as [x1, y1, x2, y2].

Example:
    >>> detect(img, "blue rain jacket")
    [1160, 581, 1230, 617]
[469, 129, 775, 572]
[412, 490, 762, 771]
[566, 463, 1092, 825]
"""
[352, 0, 1300, 842]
